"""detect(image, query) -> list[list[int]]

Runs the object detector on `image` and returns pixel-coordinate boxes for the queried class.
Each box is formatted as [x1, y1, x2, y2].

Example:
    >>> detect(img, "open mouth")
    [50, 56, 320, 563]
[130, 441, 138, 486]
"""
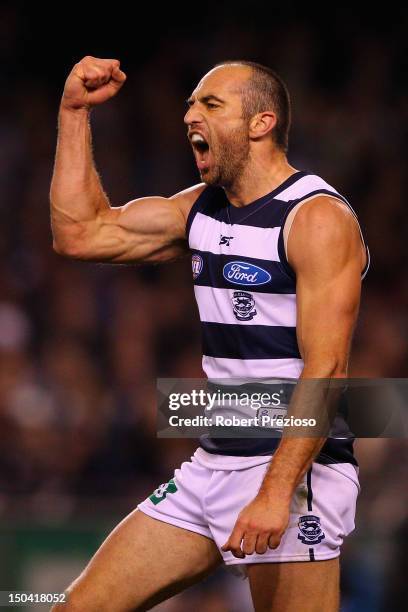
[190, 133, 211, 171]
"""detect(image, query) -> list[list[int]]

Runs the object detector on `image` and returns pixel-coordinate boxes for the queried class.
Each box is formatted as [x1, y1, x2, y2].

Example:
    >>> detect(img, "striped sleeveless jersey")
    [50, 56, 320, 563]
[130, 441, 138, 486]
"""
[186, 170, 370, 465]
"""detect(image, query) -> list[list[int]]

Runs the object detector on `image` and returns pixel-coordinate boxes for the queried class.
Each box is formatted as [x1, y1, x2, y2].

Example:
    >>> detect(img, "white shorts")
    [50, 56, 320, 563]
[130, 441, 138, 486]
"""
[137, 449, 360, 579]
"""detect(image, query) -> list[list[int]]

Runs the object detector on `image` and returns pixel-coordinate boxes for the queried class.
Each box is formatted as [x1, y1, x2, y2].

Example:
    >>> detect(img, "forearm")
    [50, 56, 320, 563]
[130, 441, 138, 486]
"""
[259, 437, 326, 503]
[50, 107, 110, 252]
[259, 363, 347, 501]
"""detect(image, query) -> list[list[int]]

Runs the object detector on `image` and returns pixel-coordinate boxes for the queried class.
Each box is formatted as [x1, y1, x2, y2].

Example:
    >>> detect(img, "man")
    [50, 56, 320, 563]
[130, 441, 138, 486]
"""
[50, 57, 369, 611]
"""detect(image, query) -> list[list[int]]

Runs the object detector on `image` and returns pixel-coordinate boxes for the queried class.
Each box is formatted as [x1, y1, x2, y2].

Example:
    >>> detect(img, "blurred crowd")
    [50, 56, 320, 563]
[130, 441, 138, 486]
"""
[0, 5, 407, 610]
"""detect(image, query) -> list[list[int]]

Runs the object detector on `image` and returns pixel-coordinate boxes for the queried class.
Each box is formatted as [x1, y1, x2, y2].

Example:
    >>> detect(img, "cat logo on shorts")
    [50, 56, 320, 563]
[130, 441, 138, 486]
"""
[149, 478, 178, 506]
[297, 515, 325, 545]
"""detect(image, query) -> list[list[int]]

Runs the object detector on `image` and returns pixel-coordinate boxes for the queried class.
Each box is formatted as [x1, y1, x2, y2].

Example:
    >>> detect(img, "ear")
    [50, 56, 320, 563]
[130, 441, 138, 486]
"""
[248, 111, 277, 139]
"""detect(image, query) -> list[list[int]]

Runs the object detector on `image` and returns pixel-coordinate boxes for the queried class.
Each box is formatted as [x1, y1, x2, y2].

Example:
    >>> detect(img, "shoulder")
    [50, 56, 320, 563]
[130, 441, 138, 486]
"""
[293, 195, 358, 233]
[169, 183, 208, 224]
[285, 171, 361, 241]
[280, 172, 344, 204]
[288, 195, 363, 271]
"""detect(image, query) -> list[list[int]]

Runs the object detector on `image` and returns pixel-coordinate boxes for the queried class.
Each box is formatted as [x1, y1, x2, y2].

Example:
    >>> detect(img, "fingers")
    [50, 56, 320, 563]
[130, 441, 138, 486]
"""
[222, 531, 280, 557]
[63, 56, 127, 109]
[222, 527, 283, 558]
[107, 65, 127, 90]
[76, 57, 126, 90]
[221, 525, 245, 559]
[242, 532, 257, 556]
[112, 65, 127, 82]
[268, 532, 283, 550]
[255, 533, 270, 555]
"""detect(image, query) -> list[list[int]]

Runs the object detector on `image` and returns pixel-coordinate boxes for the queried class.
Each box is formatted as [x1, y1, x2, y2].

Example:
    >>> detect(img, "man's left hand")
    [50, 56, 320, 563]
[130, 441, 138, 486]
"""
[221, 493, 290, 558]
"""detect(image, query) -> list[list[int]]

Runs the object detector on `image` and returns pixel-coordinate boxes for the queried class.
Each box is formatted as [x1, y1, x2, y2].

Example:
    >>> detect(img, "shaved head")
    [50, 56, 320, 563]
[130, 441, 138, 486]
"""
[213, 61, 291, 152]
[185, 61, 291, 188]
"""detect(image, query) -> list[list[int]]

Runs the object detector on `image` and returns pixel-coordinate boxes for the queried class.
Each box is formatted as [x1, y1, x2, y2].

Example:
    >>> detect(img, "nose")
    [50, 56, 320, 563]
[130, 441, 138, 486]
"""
[184, 104, 204, 127]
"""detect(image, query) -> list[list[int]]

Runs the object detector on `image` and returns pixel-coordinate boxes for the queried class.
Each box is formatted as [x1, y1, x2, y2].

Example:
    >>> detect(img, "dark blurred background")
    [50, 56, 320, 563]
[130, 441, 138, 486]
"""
[0, 2, 407, 610]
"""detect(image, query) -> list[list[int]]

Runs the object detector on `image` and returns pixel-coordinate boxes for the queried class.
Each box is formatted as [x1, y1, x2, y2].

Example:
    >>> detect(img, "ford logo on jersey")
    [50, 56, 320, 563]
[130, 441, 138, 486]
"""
[223, 261, 271, 286]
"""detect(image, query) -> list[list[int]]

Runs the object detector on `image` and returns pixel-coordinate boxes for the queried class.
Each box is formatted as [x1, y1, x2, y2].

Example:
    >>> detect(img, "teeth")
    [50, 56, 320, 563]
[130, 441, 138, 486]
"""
[191, 134, 206, 144]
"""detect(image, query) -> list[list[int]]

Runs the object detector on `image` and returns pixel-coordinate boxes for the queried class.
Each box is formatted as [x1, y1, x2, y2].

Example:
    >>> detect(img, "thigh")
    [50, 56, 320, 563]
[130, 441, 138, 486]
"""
[247, 558, 340, 612]
[52, 510, 222, 612]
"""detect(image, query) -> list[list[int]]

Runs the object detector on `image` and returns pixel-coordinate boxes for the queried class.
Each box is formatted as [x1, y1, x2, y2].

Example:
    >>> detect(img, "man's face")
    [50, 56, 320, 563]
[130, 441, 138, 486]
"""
[184, 65, 252, 188]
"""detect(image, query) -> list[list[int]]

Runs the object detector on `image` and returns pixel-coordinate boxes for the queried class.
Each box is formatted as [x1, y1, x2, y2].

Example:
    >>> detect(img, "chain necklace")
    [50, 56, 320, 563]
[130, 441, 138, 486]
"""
[227, 201, 233, 227]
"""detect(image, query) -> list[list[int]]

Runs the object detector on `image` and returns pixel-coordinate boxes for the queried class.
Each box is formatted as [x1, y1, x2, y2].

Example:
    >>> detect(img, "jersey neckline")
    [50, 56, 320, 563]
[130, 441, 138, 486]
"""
[224, 170, 308, 223]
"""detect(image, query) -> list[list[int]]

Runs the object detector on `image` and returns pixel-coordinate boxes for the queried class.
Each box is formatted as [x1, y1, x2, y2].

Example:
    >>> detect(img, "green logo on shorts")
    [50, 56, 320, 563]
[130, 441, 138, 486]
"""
[149, 478, 178, 505]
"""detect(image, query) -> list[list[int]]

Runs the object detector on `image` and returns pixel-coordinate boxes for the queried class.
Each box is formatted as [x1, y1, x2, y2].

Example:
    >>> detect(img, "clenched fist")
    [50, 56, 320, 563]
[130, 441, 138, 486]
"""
[61, 56, 127, 111]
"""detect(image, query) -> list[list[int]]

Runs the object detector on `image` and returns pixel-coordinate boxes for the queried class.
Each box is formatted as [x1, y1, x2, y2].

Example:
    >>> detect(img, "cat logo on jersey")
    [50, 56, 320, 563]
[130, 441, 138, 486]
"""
[297, 515, 325, 544]
[192, 254, 203, 279]
[231, 291, 257, 321]
[149, 478, 178, 505]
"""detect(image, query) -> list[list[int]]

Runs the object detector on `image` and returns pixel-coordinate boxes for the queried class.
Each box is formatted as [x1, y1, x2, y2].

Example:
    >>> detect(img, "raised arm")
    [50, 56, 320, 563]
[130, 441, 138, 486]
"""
[50, 56, 204, 263]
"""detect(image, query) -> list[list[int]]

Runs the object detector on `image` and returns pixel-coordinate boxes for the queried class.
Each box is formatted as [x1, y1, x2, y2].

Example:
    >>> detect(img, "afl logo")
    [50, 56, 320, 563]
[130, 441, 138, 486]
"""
[223, 261, 271, 286]
[192, 254, 203, 279]
[297, 515, 325, 545]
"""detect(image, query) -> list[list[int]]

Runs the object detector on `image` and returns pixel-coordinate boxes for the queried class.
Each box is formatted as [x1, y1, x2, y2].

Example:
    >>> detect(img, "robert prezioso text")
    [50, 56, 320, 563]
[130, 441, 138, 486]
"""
[168, 415, 317, 428]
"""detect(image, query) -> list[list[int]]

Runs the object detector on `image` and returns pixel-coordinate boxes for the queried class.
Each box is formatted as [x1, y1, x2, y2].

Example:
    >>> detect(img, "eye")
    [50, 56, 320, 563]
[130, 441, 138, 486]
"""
[206, 102, 219, 109]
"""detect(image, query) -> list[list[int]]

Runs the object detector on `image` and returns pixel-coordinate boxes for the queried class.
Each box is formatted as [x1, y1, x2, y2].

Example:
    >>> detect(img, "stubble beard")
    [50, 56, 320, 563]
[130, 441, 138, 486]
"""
[201, 126, 250, 189]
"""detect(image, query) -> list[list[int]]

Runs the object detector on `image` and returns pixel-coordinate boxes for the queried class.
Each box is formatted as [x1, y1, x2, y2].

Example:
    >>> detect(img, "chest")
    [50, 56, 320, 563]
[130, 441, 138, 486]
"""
[189, 211, 281, 262]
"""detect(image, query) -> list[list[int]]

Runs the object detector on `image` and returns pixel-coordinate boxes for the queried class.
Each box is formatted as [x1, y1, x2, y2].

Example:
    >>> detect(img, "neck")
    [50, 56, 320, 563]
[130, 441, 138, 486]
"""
[224, 151, 298, 207]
